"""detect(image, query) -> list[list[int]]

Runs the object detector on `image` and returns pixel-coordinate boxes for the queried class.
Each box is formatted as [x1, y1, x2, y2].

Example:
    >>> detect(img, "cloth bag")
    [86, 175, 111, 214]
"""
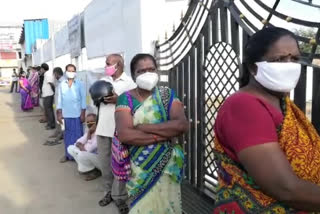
[111, 92, 133, 182]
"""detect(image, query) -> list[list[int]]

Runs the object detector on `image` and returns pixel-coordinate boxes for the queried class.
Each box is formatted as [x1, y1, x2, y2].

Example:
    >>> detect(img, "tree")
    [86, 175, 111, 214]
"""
[293, 28, 320, 54]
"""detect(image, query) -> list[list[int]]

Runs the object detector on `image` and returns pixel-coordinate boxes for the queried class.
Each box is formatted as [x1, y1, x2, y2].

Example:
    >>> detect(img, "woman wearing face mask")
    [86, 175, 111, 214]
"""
[19, 71, 33, 111]
[28, 66, 40, 107]
[115, 53, 189, 213]
[212, 27, 320, 213]
[56, 64, 86, 163]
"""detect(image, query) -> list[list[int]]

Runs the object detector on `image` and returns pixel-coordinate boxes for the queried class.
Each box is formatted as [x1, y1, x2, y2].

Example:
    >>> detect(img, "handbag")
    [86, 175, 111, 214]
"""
[111, 91, 133, 182]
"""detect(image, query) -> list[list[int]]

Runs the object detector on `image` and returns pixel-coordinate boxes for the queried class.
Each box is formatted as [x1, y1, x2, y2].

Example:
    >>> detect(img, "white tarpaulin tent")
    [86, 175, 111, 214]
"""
[84, 0, 132, 59]
[32, 49, 42, 65]
[68, 15, 82, 58]
[42, 39, 52, 62]
[54, 26, 70, 58]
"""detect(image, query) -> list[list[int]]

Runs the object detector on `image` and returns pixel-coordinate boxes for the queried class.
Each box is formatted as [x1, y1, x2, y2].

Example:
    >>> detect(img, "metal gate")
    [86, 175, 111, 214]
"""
[155, 0, 320, 203]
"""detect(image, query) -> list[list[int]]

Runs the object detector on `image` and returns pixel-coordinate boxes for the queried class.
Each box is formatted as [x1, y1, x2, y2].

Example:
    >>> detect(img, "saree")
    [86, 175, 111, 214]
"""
[28, 71, 39, 106]
[116, 87, 184, 214]
[20, 78, 33, 111]
[213, 97, 320, 214]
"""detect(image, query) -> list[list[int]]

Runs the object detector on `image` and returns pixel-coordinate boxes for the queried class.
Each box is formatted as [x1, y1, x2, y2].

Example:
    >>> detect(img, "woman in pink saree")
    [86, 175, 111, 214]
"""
[28, 67, 40, 106]
[19, 72, 33, 111]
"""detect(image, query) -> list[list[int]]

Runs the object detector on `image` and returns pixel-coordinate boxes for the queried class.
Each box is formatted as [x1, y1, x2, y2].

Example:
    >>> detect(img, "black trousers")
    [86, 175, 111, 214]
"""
[43, 96, 55, 128]
[10, 81, 18, 93]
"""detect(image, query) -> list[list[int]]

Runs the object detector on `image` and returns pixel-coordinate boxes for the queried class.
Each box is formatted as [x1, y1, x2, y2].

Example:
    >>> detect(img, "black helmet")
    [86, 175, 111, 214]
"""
[89, 80, 113, 106]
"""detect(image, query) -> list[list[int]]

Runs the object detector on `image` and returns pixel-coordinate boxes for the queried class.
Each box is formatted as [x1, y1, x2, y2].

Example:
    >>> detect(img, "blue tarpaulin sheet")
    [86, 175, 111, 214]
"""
[24, 19, 49, 54]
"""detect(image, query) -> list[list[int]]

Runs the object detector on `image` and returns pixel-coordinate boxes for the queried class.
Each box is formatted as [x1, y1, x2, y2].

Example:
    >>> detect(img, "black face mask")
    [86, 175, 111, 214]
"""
[87, 122, 96, 129]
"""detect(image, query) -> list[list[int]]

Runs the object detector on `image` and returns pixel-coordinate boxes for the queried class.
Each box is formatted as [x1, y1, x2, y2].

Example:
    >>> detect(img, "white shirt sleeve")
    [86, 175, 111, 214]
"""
[46, 71, 55, 84]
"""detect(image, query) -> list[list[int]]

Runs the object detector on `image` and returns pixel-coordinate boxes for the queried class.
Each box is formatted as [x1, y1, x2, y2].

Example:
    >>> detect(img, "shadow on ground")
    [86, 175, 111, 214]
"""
[0, 87, 119, 214]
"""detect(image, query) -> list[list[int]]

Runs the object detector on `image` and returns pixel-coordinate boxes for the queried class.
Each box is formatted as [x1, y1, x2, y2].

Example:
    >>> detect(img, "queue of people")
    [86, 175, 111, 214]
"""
[28, 53, 187, 214]
[14, 26, 320, 213]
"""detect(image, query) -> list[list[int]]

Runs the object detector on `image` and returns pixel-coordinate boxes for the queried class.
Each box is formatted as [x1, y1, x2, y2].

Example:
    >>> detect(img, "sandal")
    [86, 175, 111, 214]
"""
[84, 168, 102, 181]
[99, 191, 113, 207]
[39, 119, 47, 123]
[59, 156, 69, 163]
[115, 199, 129, 214]
[43, 139, 62, 146]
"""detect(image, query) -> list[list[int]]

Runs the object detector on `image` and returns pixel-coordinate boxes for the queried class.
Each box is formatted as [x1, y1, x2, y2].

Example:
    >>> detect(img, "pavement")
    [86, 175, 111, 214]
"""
[0, 87, 119, 214]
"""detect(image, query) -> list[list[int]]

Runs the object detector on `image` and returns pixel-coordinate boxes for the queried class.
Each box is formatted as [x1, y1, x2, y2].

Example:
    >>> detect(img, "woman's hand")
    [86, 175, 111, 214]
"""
[132, 101, 189, 138]
[238, 143, 320, 211]
[76, 143, 86, 151]
[116, 110, 168, 146]
[57, 110, 63, 124]
[80, 110, 86, 123]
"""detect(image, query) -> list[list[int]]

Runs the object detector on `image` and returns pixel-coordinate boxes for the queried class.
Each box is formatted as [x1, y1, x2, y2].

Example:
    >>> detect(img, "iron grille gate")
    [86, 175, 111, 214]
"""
[155, 0, 320, 210]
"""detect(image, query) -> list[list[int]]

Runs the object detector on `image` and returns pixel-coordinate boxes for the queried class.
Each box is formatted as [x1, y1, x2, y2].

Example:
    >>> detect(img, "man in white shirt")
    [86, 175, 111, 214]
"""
[10, 69, 19, 93]
[44, 67, 65, 146]
[96, 54, 136, 213]
[41, 63, 56, 130]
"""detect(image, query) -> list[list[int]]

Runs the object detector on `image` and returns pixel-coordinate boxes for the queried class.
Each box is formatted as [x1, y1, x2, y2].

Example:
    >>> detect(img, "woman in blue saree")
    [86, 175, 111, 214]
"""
[115, 53, 189, 213]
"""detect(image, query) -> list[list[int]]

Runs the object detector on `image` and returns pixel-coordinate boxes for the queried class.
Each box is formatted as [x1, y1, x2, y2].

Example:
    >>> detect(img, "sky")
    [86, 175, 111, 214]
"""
[0, 0, 92, 46]
[235, 0, 320, 32]
[0, 0, 92, 25]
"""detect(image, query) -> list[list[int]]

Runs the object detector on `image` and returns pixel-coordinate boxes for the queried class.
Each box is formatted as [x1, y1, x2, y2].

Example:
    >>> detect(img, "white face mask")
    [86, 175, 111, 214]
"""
[254, 61, 301, 93]
[66, 71, 76, 79]
[136, 72, 159, 91]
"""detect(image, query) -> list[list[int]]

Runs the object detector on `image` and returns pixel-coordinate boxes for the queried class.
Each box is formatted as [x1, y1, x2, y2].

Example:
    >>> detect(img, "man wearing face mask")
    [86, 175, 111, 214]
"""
[44, 67, 65, 146]
[95, 54, 136, 212]
[57, 64, 86, 163]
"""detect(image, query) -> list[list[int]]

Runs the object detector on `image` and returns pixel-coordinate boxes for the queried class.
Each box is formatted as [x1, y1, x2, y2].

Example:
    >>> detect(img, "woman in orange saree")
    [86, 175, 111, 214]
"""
[212, 27, 320, 213]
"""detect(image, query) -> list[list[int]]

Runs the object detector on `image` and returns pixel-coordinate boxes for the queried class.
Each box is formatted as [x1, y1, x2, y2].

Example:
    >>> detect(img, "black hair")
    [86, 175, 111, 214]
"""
[241, 27, 297, 87]
[130, 53, 157, 79]
[36, 66, 41, 71]
[65, 64, 77, 72]
[41, 63, 49, 71]
[53, 67, 63, 76]
[13, 68, 16, 71]
[87, 113, 97, 119]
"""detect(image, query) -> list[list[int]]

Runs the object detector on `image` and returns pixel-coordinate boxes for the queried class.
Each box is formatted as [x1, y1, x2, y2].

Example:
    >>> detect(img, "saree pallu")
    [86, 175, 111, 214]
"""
[20, 78, 33, 111]
[123, 87, 184, 214]
[213, 97, 320, 214]
[29, 71, 39, 106]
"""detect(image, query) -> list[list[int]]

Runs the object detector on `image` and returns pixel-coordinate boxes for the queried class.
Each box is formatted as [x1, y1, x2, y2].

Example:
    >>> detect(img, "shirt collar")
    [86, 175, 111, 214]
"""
[64, 78, 77, 83]
[115, 72, 129, 81]
[58, 76, 64, 82]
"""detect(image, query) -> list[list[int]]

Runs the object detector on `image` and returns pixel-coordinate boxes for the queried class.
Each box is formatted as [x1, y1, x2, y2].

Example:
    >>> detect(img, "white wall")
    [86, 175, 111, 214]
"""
[54, 54, 72, 71]
[83, 0, 187, 74]
[32, 0, 188, 74]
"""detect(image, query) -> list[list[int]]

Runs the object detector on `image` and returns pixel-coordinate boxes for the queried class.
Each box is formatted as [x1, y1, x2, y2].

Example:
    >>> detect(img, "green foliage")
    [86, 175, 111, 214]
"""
[293, 28, 320, 54]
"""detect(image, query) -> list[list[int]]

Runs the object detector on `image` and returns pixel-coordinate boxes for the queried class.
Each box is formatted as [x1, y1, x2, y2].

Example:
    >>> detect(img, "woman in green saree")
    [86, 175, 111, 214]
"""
[115, 53, 189, 213]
